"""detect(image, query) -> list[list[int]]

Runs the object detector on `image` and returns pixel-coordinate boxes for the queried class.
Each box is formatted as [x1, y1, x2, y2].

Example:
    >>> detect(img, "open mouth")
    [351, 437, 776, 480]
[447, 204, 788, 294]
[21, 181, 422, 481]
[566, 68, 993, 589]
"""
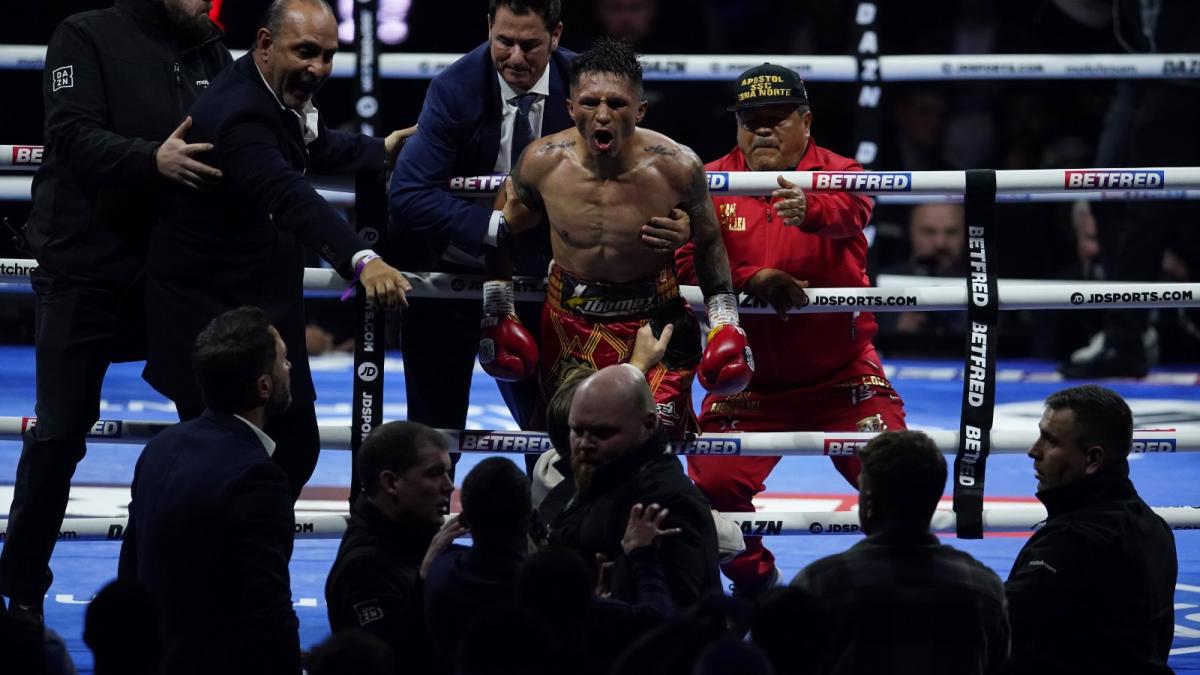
[593, 129, 614, 152]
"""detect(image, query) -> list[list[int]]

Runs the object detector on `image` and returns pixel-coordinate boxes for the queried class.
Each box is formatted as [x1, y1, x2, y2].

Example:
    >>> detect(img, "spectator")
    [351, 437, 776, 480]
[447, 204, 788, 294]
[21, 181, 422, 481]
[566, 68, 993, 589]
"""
[454, 604, 555, 675]
[306, 630, 395, 675]
[118, 306, 301, 674]
[0, 0, 230, 620]
[544, 364, 721, 607]
[879, 204, 969, 340]
[1004, 385, 1176, 674]
[1059, 0, 1200, 378]
[534, 322, 672, 514]
[791, 430, 1009, 674]
[517, 507, 679, 674]
[325, 421, 452, 673]
[750, 586, 824, 675]
[84, 578, 161, 675]
[424, 457, 532, 660]
[143, 0, 413, 502]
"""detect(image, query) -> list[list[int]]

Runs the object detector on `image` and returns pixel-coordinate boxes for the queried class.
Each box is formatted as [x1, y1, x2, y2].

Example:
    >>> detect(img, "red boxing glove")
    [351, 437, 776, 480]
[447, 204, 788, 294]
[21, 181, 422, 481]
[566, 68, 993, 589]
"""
[698, 292, 754, 396]
[479, 281, 538, 382]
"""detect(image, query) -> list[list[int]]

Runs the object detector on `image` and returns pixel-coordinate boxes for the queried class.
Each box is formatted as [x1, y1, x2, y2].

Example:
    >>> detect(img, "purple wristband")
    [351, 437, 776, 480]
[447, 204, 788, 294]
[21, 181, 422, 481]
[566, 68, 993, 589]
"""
[340, 253, 380, 301]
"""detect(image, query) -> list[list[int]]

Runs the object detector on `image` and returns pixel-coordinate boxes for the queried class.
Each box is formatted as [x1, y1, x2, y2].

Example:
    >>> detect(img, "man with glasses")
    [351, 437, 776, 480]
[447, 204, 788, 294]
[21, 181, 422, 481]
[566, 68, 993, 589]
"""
[676, 63, 907, 599]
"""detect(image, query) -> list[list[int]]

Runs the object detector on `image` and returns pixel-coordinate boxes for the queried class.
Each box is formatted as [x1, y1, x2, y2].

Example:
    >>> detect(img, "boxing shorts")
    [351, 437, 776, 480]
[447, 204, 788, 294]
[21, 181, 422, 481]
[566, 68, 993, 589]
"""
[540, 262, 700, 437]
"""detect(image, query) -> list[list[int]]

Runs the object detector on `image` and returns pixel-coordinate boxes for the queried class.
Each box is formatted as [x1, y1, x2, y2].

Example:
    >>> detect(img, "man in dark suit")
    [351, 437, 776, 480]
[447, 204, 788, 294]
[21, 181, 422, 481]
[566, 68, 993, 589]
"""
[119, 306, 300, 675]
[388, 0, 688, 451]
[1, 0, 230, 621]
[145, 0, 412, 499]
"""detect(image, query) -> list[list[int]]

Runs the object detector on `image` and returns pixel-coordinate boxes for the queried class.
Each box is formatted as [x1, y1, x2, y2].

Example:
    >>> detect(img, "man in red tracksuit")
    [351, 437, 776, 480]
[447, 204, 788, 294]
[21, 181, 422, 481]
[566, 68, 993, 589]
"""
[676, 64, 907, 595]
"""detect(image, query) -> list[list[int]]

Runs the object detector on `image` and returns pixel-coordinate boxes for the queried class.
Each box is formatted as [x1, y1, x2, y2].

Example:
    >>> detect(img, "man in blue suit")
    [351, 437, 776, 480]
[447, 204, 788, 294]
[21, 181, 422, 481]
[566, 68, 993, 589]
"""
[145, 0, 412, 499]
[389, 0, 688, 451]
[120, 306, 300, 675]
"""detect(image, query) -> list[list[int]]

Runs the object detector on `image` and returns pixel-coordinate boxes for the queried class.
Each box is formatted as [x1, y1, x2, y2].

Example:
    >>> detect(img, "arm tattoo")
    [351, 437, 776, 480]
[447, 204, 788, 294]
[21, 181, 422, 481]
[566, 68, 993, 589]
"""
[685, 163, 734, 296]
[643, 144, 677, 156]
[511, 162, 545, 214]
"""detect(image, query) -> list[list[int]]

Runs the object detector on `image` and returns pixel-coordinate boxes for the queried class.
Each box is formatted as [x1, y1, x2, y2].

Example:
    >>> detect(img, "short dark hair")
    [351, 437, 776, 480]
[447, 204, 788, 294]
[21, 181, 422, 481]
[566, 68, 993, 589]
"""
[357, 421, 448, 497]
[1045, 384, 1133, 460]
[461, 457, 531, 545]
[546, 366, 594, 452]
[192, 306, 277, 414]
[570, 36, 643, 94]
[488, 0, 561, 32]
[859, 431, 946, 525]
[260, 0, 333, 34]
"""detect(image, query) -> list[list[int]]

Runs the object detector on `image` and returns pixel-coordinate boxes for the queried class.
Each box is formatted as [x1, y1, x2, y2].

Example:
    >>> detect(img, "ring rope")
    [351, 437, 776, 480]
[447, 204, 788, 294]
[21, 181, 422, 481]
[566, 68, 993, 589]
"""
[2, 417, 1194, 455]
[2, 46, 1198, 81]
[11, 506, 1200, 542]
[0, 258, 1195, 313]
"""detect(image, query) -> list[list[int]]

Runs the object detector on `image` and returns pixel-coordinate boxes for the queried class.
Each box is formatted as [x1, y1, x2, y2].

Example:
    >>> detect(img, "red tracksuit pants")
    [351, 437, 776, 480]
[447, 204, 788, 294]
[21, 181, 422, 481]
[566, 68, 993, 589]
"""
[686, 374, 906, 591]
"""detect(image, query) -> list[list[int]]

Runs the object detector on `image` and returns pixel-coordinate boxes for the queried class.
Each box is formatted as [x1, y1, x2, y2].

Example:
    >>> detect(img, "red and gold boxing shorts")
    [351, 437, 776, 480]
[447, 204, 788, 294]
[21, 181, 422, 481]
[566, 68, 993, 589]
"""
[540, 262, 701, 437]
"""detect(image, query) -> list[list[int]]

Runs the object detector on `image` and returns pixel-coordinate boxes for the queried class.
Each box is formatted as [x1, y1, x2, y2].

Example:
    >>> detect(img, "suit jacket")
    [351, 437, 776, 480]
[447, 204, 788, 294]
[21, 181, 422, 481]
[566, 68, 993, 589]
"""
[144, 53, 385, 409]
[387, 41, 575, 274]
[118, 410, 299, 675]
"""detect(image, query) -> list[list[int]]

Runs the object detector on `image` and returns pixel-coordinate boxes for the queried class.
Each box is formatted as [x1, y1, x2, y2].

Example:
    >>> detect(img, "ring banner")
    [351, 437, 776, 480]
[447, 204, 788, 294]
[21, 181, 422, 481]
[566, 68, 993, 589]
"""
[954, 169, 999, 539]
[351, 169, 387, 503]
[852, 1, 882, 168]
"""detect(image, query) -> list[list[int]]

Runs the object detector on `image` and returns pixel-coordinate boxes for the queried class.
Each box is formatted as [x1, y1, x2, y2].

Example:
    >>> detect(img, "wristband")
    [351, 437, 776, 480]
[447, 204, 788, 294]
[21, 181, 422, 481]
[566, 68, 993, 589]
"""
[705, 291, 740, 327]
[483, 280, 516, 316]
[340, 253, 382, 301]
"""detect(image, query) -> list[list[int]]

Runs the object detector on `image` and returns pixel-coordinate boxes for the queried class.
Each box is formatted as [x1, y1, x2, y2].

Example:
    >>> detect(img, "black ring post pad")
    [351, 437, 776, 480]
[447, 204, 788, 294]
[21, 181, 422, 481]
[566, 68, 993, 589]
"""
[349, 168, 387, 504]
[953, 169, 998, 539]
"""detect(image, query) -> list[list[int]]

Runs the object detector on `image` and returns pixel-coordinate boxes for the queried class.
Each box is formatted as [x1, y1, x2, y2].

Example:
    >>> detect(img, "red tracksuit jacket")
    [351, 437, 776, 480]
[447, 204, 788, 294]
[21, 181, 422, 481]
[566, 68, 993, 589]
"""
[677, 140, 877, 389]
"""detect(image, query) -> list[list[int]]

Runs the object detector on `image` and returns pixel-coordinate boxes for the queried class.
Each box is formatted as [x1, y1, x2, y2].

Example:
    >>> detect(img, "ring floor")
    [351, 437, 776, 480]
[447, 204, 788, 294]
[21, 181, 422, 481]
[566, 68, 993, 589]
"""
[0, 347, 1198, 673]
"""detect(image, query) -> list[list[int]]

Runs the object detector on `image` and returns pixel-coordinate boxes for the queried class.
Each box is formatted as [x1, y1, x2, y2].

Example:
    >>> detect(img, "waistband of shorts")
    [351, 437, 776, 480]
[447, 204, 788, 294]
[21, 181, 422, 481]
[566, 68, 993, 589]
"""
[546, 262, 680, 319]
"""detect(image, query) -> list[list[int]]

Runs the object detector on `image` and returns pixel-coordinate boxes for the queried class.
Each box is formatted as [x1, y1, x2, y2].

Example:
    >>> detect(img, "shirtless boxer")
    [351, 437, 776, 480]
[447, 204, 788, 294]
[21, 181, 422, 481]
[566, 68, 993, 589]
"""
[477, 37, 752, 436]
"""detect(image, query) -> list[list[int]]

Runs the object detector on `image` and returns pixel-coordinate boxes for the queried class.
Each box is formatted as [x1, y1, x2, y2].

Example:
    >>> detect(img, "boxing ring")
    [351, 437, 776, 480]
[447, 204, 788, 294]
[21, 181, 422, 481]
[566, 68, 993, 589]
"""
[2, 33, 1200, 668]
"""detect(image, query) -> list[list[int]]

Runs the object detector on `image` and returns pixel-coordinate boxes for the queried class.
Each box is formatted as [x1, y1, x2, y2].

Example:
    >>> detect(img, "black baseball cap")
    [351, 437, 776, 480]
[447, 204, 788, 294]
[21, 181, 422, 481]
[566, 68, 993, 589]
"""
[727, 63, 809, 111]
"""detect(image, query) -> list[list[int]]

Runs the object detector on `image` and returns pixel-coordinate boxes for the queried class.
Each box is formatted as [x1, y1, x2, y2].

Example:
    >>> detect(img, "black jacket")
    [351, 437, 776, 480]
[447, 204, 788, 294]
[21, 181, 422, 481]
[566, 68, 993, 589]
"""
[27, 0, 231, 282]
[545, 429, 721, 608]
[326, 496, 438, 673]
[118, 410, 299, 675]
[1005, 462, 1177, 675]
[143, 53, 384, 409]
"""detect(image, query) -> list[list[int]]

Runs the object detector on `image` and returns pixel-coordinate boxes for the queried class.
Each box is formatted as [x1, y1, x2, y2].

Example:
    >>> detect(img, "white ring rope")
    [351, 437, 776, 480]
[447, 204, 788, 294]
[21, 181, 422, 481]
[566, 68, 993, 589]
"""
[10, 506, 1200, 541]
[1, 258, 1196, 313]
[2, 46, 1198, 81]
[1, 417, 1194, 455]
[6, 168, 1200, 206]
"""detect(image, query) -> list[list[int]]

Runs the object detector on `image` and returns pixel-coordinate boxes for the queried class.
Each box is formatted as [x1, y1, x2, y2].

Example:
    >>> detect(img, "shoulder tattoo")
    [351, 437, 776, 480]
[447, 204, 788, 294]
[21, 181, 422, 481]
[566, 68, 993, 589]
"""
[643, 144, 677, 157]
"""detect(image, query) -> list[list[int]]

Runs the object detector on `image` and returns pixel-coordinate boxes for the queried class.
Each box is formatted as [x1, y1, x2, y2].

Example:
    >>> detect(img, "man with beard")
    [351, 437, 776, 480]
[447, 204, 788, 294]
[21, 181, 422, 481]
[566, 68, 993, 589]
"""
[0, 0, 230, 621]
[543, 364, 720, 608]
[326, 421, 454, 672]
[144, 0, 413, 500]
[119, 306, 301, 675]
[481, 37, 752, 438]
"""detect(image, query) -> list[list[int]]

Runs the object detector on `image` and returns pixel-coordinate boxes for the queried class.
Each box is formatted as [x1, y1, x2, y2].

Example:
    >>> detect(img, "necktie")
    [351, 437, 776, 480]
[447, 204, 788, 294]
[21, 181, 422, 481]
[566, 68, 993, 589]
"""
[510, 92, 537, 169]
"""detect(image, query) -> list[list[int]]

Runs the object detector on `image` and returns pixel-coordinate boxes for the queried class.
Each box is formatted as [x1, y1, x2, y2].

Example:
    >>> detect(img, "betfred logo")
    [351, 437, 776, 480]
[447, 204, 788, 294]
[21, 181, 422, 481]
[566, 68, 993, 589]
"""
[1064, 170, 1164, 190]
[672, 438, 741, 455]
[1130, 438, 1177, 453]
[22, 417, 121, 437]
[812, 172, 911, 191]
[448, 174, 506, 192]
[707, 172, 729, 191]
[459, 431, 554, 454]
[824, 439, 868, 456]
[10, 145, 43, 165]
